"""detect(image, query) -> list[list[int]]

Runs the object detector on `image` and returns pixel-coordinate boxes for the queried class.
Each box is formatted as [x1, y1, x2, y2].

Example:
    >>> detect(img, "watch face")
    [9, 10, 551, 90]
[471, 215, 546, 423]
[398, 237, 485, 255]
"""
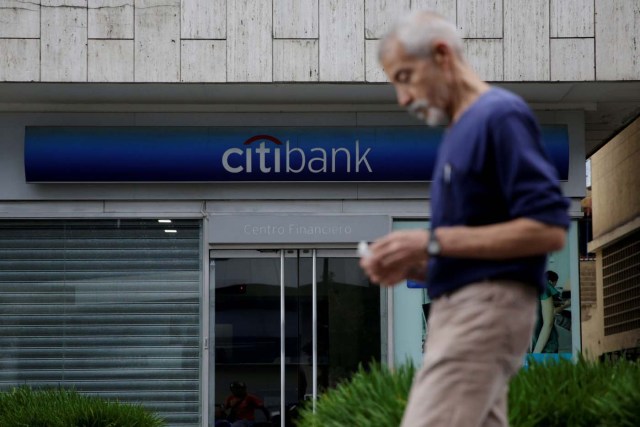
[428, 238, 440, 256]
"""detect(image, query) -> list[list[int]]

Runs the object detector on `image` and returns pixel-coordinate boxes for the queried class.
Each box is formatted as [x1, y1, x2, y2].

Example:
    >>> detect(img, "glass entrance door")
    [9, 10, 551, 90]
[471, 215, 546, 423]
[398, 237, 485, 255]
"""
[209, 249, 381, 427]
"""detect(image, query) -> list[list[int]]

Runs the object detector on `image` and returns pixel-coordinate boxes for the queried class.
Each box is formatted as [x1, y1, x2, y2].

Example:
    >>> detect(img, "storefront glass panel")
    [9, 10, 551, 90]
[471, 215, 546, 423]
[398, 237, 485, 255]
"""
[390, 220, 581, 368]
[210, 249, 380, 426]
[530, 221, 580, 361]
[391, 220, 429, 367]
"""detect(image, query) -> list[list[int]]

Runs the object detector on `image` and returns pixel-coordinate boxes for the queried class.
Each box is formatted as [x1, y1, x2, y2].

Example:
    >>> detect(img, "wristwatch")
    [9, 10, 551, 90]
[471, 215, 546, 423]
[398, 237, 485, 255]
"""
[427, 231, 441, 257]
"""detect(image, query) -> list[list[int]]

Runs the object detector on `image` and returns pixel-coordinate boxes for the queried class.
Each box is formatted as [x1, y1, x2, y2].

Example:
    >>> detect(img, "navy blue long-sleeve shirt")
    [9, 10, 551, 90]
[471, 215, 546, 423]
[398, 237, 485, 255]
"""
[426, 87, 570, 299]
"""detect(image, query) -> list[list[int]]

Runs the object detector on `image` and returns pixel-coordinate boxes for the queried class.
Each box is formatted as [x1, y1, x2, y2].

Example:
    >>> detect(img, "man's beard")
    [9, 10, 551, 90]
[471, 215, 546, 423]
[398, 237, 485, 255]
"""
[407, 99, 449, 127]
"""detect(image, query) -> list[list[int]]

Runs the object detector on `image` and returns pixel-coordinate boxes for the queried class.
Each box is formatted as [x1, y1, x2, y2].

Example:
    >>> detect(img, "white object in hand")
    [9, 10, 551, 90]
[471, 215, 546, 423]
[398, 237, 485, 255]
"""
[357, 241, 372, 258]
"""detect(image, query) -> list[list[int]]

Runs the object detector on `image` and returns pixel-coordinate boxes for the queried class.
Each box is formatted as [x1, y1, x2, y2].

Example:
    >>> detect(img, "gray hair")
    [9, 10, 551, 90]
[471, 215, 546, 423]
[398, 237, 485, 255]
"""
[379, 11, 464, 61]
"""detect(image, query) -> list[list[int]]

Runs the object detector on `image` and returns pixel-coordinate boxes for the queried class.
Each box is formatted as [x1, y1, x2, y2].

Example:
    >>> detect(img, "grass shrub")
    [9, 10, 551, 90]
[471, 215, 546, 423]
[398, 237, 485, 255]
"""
[509, 356, 611, 427]
[0, 387, 165, 427]
[579, 357, 640, 427]
[296, 362, 415, 427]
[296, 356, 640, 427]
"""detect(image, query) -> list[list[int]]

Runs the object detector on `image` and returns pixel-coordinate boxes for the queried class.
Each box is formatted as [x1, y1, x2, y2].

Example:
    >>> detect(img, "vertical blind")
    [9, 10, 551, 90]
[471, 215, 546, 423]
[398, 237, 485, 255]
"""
[0, 219, 202, 426]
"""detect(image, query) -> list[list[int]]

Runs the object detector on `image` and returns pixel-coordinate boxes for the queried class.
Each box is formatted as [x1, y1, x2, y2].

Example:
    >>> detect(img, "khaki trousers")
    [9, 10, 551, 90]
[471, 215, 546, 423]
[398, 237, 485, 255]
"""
[400, 281, 538, 427]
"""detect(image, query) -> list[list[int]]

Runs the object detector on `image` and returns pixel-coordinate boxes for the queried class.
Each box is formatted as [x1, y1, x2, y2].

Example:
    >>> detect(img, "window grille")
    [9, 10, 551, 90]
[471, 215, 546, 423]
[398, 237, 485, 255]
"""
[602, 229, 640, 336]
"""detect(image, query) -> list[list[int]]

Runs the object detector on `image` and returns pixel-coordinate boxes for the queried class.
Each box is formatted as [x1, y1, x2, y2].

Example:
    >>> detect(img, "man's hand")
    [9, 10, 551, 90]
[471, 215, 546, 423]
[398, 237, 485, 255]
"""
[360, 229, 430, 286]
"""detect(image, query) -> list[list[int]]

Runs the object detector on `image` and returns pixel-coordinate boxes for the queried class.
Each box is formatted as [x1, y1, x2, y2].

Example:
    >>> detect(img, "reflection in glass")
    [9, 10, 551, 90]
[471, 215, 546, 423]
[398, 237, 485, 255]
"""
[213, 251, 381, 426]
[213, 256, 281, 426]
[314, 257, 381, 391]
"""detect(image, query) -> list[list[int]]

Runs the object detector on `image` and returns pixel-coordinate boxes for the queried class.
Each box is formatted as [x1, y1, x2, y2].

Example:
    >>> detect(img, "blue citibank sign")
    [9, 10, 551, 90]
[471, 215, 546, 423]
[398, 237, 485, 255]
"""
[24, 126, 569, 182]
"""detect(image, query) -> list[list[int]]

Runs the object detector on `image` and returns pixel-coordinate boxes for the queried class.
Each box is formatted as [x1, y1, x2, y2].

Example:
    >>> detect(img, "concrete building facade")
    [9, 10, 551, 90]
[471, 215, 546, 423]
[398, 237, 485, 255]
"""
[586, 115, 640, 358]
[1, 1, 639, 426]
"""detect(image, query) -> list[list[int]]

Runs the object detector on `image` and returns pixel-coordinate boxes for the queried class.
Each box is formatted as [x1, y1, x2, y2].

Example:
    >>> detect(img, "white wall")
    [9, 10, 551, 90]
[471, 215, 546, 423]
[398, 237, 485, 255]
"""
[1, 0, 638, 83]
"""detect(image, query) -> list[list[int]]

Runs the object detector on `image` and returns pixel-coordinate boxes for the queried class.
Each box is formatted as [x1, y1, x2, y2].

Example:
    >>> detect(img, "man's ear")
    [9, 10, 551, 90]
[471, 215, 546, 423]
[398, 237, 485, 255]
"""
[432, 41, 450, 66]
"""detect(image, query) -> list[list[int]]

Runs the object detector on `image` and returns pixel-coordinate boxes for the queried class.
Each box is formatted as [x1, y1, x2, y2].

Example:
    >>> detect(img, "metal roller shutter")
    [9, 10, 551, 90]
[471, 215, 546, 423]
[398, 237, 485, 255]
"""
[0, 219, 202, 426]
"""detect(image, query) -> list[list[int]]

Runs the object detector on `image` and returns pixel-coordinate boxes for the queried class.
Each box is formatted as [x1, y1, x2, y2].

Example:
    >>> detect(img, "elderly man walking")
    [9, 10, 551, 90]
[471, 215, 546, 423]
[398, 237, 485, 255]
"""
[360, 11, 570, 427]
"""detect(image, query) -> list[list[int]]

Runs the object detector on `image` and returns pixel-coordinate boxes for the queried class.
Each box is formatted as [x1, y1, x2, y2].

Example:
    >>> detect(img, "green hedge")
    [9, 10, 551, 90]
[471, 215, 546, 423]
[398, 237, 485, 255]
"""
[296, 357, 640, 427]
[297, 362, 414, 427]
[510, 356, 640, 427]
[0, 387, 165, 427]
